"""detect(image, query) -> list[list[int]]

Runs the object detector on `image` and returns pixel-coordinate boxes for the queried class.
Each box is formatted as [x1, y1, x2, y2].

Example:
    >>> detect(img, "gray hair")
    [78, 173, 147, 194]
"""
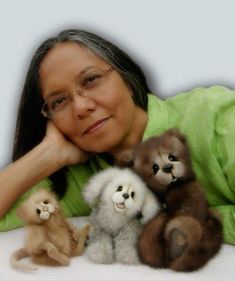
[35, 29, 150, 110]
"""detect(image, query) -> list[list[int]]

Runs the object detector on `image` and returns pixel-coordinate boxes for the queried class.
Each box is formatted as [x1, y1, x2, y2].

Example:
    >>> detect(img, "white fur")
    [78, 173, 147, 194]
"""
[82, 167, 160, 265]
[83, 168, 120, 205]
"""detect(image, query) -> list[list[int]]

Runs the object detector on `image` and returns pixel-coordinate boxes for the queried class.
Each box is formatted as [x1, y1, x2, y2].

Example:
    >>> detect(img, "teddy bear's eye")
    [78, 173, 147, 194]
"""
[117, 186, 123, 192]
[152, 164, 159, 174]
[131, 191, 135, 198]
[43, 200, 49, 204]
[168, 154, 178, 161]
[36, 209, 41, 215]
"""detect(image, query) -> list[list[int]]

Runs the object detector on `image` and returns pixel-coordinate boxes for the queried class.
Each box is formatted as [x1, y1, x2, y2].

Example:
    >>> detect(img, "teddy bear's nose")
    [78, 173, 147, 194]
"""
[123, 193, 129, 199]
[163, 164, 173, 173]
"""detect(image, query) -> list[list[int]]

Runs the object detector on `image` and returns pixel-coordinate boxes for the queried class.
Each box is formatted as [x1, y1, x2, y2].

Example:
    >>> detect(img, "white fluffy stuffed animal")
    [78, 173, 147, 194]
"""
[83, 167, 160, 265]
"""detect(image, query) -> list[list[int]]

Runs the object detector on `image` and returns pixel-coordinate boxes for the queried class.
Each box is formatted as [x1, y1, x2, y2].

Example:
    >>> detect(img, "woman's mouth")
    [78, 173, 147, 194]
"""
[83, 117, 110, 135]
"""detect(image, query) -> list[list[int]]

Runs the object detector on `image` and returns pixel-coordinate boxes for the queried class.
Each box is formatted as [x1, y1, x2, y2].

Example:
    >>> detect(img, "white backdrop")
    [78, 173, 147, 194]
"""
[0, 0, 234, 168]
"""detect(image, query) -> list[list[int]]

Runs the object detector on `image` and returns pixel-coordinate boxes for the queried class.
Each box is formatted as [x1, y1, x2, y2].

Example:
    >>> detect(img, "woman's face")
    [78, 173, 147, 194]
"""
[39, 42, 146, 153]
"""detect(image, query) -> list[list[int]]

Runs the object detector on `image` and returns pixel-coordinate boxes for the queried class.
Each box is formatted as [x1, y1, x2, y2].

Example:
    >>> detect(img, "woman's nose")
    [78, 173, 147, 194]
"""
[71, 95, 96, 120]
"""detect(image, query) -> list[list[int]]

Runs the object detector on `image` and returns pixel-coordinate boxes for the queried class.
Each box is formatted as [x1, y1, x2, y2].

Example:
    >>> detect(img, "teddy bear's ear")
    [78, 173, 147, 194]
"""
[82, 167, 121, 205]
[140, 190, 161, 224]
[16, 202, 28, 223]
[115, 148, 135, 167]
[164, 128, 187, 144]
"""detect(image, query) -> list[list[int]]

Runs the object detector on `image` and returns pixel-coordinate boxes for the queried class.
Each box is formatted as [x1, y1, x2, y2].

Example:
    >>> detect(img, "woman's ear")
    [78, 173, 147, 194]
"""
[115, 148, 135, 167]
[140, 190, 161, 224]
[82, 167, 121, 205]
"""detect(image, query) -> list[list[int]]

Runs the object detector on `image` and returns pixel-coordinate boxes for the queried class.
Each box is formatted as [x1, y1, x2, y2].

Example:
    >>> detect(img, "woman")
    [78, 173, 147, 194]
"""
[0, 29, 234, 245]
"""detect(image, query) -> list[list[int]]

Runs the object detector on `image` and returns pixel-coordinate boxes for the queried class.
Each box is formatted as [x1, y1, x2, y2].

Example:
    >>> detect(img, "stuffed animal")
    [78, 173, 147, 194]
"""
[116, 128, 223, 271]
[82, 167, 160, 265]
[11, 189, 90, 271]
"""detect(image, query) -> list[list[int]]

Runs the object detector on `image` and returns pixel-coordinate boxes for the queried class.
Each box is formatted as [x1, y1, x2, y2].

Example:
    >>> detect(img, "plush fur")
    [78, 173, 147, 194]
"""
[11, 189, 90, 271]
[82, 167, 160, 265]
[116, 128, 223, 271]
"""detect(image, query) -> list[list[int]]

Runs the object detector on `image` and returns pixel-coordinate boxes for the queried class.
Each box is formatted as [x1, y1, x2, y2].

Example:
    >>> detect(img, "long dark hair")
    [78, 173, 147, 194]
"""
[12, 29, 151, 198]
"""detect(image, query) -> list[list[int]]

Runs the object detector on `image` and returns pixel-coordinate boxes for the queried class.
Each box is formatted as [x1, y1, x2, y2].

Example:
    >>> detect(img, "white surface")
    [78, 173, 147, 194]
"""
[0, 217, 234, 281]
[0, 0, 235, 168]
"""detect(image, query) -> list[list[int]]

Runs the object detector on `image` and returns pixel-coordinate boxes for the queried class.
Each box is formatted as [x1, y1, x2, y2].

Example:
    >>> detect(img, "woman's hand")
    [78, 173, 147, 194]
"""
[43, 121, 90, 166]
[0, 122, 90, 218]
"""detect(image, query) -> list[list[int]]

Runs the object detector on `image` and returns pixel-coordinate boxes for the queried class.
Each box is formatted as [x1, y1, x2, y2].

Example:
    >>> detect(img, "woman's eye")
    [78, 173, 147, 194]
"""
[84, 74, 102, 87]
[50, 96, 68, 110]
[168, 154, 178, 161]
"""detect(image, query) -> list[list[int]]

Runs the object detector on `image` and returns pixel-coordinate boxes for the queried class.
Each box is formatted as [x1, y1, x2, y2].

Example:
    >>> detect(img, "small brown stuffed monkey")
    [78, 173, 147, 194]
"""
[11, 189, 90, 271]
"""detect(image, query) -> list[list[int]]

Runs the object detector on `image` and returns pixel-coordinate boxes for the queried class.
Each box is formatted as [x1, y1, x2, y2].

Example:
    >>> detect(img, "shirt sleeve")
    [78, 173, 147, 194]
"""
[213, 205, 235, 244]
[213, 91, 235, 244]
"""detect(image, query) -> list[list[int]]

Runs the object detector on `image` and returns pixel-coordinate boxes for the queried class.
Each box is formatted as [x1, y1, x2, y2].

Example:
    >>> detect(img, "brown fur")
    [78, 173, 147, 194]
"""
[11, 189, 90, 271]
[116, 128, 223, 271]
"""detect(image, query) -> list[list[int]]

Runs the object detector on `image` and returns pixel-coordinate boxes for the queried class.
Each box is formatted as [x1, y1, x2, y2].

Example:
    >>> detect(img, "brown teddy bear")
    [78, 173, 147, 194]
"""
[116, 128, 223, 271]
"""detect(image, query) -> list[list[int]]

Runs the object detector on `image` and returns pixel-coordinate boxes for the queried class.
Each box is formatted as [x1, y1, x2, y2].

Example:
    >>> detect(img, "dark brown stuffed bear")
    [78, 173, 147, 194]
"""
[116, 128, 223, 272]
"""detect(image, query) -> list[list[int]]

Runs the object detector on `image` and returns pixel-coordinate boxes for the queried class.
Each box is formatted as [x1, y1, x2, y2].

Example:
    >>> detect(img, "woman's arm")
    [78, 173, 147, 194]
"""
[0, 141, 64, 218]
[0, 122, 89, 219]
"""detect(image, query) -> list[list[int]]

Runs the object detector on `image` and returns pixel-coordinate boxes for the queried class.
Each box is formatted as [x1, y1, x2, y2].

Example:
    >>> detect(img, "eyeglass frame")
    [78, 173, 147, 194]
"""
[40, 66, 113, 119]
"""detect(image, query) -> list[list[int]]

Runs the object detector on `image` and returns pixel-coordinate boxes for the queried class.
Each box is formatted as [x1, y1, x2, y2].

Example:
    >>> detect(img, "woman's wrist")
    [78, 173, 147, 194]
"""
[37, 139, 68, 170]
[41, 138, 90, 166]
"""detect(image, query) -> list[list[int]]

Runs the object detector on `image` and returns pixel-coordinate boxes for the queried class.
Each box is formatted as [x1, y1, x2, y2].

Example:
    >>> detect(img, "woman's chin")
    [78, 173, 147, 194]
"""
[79, 141, 120, 154]
[70, 131, 124, 154]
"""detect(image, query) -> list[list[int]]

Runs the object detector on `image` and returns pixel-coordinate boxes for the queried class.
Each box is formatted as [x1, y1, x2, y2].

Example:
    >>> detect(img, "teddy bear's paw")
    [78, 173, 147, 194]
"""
[85, 240, 114, 264]
[115, 247, 140, 265]
[168, 228, 188, 260]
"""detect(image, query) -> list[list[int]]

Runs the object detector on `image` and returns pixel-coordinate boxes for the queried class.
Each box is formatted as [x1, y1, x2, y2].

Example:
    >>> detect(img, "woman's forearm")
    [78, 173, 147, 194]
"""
[0, 141, 65, 218]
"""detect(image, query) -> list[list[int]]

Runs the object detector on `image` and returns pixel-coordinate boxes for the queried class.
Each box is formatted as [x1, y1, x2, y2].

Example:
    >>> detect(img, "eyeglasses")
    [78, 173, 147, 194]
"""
[41, 66, 113, 119]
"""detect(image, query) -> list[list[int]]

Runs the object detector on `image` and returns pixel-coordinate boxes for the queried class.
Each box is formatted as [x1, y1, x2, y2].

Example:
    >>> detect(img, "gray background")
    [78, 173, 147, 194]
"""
[0, 0, 234, 168]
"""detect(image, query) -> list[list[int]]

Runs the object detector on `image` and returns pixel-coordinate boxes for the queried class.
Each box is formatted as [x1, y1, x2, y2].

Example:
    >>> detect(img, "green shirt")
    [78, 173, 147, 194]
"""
[1, 85, 235, 245]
